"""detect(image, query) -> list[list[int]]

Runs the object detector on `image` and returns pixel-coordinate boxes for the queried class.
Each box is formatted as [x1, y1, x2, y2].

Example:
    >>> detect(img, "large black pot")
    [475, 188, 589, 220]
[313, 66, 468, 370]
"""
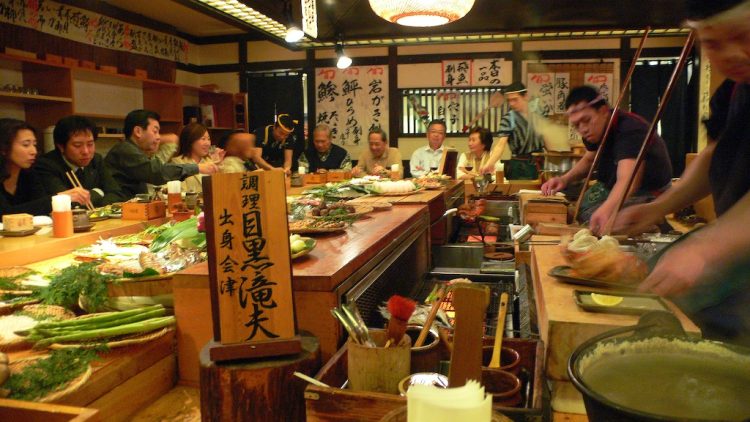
[568, 312, 750, 422]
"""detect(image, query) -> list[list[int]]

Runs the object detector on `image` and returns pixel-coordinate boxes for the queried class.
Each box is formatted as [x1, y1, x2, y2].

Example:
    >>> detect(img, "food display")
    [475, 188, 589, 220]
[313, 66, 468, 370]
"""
[288, 219, 347, 234]
[368, 180, 421, 195]
[561, 229, 648, 284]
[309, 201, 357, 218]
[87, 203, 122, 221]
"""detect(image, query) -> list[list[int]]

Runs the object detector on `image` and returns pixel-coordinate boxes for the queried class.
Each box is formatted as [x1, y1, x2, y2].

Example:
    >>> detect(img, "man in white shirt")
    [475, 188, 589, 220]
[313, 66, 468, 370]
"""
[410, 119, 446, 178]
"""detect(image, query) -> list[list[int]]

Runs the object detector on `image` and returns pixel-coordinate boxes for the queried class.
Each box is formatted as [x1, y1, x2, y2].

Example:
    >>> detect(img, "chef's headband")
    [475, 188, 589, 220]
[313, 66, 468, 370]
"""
[566, 95, 606, 115]
[276, 114, 298, 132]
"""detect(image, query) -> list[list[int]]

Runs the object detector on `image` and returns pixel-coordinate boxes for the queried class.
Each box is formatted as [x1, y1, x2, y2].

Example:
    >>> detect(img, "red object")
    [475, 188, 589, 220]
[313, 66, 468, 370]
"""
[386, 295, 417, 345]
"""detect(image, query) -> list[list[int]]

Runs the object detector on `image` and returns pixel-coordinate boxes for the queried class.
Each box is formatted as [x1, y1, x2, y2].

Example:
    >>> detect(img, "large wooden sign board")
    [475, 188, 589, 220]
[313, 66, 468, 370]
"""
[203, 170, 301, 361]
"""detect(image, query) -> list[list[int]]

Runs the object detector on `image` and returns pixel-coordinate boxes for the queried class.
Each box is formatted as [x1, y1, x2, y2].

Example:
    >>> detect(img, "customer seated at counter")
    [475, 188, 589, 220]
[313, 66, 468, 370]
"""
[456, 127, 502, 180]
[217, 130, 270, 173]
[299, 123, 352, 173]
[410, 119, 447, 178]
[104, 109, 219, 198]
[351, 128, 403, 178]
[0, 118, 89, 217]
[169, 123, 225, 194]
[35, 115, 125, 207]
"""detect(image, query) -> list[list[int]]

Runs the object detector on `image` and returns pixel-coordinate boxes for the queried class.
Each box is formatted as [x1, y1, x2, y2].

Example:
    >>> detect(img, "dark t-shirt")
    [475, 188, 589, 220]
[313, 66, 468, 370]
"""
[583, 110, 672, 192]
[707, 80, 750, 216]
[254, 125, 297, 169]
[0, 169, 52, 217]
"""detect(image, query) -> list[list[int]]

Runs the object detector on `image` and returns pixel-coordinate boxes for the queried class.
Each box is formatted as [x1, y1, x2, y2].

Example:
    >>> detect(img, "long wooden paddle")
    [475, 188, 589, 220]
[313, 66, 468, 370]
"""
[462, 91, 505, 133]
[601, 31, 697, 235]
[572, 27, 651, 222]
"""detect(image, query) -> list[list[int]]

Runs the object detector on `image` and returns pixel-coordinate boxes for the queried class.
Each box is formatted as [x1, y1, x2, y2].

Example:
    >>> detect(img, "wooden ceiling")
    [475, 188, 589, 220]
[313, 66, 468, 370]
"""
[106, 0, 689, 42]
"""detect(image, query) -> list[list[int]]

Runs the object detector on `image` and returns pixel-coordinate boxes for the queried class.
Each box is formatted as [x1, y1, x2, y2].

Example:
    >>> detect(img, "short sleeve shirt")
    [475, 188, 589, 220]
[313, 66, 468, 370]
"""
[254, 125, 297, 168]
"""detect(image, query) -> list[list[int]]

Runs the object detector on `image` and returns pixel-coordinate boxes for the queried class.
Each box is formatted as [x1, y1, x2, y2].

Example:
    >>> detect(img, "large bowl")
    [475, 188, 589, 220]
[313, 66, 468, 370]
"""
[569, 332, 750, 421]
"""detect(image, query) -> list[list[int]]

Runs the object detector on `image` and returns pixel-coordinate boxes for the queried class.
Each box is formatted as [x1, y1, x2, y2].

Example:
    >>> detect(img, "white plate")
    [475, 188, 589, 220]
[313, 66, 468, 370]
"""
[33, 215, 53, 226]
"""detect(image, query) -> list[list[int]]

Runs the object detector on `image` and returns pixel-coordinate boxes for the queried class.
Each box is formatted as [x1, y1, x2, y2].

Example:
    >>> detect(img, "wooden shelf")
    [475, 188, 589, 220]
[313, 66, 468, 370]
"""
[76, 112, 127, 120]
[207, 126, 233, 130]
[97, 133, 124, 139]
[0, 91, 72, 103]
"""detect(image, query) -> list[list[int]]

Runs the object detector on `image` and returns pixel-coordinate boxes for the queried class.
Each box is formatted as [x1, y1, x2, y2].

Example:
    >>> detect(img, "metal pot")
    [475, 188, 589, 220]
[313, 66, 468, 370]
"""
[568, 311, 750, 421]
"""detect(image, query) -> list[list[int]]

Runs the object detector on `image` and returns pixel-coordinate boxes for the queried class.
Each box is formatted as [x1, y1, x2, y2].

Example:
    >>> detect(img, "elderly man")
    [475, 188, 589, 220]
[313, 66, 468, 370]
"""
[612, 0, 750, 346]
[105, 109, 218, 198]
[352, 128, 402, 178]
[410, 119, 446, 178]
[299, 124, 351, 173]
[541, 85, 673, 231]
[480, 82, 547, 177]
[35, 115, 125, 206]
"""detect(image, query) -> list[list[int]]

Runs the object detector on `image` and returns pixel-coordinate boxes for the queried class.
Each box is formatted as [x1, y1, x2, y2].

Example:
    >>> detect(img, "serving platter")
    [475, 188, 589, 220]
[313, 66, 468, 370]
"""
[548, 265, 637, 291]
[368, 187, 425, 197]
[0, 227, 41, 237]
[289, 225, 347, 235]
[291, 237, 316, 259]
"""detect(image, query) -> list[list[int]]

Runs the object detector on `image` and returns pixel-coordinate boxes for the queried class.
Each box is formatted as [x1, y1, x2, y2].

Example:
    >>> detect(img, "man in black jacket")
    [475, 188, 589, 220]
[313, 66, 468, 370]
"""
[298, 124, 351, 173]
[35, 115, 126, 206]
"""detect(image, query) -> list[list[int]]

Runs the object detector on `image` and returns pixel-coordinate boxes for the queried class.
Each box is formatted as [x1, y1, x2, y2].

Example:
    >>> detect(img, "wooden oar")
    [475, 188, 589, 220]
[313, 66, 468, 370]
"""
[601, 30, 696, 235]
[489, 292, 509, 368]
[414, 287, 446, 348]
[462, 91, 504, 133]
[448, 284, 489, 387]
[572, 27, 651, 222]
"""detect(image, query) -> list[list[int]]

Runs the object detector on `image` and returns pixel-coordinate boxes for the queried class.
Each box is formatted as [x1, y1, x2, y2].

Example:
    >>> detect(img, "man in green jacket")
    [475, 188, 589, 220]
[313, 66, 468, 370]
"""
[105, 110, 218, 198]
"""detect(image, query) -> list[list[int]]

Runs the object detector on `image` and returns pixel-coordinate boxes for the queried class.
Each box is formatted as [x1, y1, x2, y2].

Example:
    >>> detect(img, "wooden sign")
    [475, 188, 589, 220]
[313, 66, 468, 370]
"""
[203, 170, 300, 361]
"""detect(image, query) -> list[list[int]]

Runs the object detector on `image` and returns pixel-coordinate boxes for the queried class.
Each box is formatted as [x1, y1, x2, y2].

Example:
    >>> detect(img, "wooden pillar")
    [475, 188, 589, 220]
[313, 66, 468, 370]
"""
[200, 334, 320, 422]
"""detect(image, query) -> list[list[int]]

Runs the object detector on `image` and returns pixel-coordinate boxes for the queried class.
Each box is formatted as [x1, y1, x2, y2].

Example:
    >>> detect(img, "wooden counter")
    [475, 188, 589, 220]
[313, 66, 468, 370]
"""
[173, 204, 431, 385]
[529, 237, 701, 382]
[1, 217, 167, 266]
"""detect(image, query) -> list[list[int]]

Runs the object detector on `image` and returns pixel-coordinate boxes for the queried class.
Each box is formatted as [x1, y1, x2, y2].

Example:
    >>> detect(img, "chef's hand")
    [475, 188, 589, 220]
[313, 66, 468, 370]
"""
[282, 167, 292, 176]
[588, 203, 614, 236]
[479, 164, 495, 175]
[541, 176, 566, 196]
[371, 164, 385, 175]
[61, 187, 91, 206]
[638, 241, 707, 296]
[612, 203, 663, 236]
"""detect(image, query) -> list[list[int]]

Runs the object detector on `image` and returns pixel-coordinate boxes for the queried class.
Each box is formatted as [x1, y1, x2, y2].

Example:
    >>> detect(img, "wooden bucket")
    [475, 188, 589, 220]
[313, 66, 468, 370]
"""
[348, 329, 410, 394]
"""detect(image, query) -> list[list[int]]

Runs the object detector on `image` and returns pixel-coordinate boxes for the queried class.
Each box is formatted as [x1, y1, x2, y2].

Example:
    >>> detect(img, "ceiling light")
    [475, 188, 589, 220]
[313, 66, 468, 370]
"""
[336, 44, 352, 69]
[369, 0, 475, 27]
[285, 26, 304, 42]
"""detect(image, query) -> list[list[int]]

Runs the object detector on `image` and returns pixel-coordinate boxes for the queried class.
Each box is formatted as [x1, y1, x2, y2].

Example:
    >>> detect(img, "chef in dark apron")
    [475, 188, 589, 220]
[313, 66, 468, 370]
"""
[613, 0, 750, 347]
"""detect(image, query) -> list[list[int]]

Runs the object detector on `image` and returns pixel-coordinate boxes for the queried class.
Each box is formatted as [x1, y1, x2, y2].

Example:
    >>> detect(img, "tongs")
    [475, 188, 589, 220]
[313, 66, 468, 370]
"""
[331, 303, 375, 347]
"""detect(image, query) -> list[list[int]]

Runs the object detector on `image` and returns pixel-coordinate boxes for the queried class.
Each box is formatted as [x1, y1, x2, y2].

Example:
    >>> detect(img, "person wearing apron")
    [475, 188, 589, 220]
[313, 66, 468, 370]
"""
[613, 0, 750, 346]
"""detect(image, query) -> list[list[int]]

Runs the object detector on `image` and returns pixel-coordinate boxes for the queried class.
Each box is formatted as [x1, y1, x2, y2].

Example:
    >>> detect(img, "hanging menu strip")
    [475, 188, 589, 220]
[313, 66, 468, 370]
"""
[0, 0, 189, 63]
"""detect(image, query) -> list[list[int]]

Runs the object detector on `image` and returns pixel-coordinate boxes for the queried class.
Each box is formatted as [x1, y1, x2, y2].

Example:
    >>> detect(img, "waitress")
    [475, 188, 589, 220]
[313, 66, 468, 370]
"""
[254, 114, 298, 175]
[0, 118, 89, 217]
[613, 0, 750, 346]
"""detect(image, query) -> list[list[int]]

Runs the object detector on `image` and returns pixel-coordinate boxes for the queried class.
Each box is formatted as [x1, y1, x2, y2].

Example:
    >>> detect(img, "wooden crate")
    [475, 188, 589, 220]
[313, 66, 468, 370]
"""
[304, 173, 327, 184]
[122, 201, 166, 221]
[305, 337, 545, 422]
[79, 60, 96, 70]
[326, 170, 351, 182]
[0, 399, 99, 421]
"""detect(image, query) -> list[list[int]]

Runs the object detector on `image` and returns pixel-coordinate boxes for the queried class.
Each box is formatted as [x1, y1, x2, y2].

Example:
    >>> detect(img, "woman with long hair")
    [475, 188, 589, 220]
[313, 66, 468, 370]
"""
[1, 118, 88, 217]
[170, 123, 224, 193]
[456, 126, 502, 180]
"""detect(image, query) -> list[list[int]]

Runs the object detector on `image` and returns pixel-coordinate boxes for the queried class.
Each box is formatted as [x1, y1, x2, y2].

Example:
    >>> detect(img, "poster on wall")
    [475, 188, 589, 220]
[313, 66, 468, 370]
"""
[0, 0, 189, 62]
[315, 65, 389, 156]
[553, 73, 570, 114]
[584, 73, 614, 103]
[301, 0, 317, 39]
[442, 59, 472, 87]
[472, 58, 511, 87]
[527, 72, 555, 116]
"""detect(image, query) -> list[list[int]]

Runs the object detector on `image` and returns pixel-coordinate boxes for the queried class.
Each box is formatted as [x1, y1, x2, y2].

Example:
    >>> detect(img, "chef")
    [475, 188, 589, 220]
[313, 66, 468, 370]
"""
[613, 0, 750, 346]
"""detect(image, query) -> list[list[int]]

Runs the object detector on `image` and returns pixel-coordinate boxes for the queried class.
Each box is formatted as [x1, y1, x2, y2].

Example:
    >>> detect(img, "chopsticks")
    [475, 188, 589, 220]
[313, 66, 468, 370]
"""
[66, 170, 95, 211]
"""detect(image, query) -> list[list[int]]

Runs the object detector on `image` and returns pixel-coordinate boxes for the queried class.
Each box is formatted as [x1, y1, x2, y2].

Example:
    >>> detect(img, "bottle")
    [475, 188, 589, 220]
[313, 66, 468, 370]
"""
[51, 194, 73, 238]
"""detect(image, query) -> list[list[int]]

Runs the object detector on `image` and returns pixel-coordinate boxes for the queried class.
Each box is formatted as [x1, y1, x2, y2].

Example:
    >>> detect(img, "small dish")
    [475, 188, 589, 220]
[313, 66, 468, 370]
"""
[32, 215, 53, 226]
[0, 227, 41, 237]
[73, 223, 95, 233]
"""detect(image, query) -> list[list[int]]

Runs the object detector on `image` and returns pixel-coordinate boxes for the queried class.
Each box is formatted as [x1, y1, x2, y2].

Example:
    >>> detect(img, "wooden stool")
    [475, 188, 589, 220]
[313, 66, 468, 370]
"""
[200, 335, 320, 422]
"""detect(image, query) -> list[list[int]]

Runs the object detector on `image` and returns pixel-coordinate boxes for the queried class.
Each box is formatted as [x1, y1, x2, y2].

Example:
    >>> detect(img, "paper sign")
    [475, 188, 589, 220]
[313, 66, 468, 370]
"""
[527, 72, 555, 116]
[584, 73, 614, 103]
[442, 59, 472, 87]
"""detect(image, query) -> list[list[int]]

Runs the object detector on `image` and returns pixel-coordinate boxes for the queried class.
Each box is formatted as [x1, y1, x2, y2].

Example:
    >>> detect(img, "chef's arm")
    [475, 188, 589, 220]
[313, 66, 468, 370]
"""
[637, 142, 715, 217]
[601, 159, 642, 211]
[481, 136, 508, 173]
[251, 148, 274, 171]
[283, 149, 293, 173]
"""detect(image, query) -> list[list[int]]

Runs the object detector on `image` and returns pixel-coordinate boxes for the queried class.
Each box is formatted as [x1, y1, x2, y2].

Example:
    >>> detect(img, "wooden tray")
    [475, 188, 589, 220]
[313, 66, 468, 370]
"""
[8, 356, 93, 402]
[573, 290, 672, 315]
[548, 265, 637, 291]
[368, 188, 425, 197]
[305, 337, 544, 422]
[49, 326, 174, 350]
[0, 227, 40, 237]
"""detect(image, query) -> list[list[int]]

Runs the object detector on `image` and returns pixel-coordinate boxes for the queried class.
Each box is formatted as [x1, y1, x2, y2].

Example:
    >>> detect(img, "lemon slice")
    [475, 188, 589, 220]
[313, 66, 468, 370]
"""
[590, 293, 624, 307]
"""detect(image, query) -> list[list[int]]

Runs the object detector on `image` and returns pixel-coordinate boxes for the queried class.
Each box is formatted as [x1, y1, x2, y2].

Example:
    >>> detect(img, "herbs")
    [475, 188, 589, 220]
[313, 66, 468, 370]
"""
[6, 348, 103, 401]
[40, 262, 116, 311]
[149, 217, 206, 253]
[0, 269, 36, 291]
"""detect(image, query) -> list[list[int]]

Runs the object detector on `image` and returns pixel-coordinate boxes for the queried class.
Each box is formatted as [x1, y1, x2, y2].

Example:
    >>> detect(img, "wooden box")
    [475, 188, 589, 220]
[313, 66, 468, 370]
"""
[122, 201, 166, 221]
[4, 47, 37, 59]
[79, 60, 96, 69]
[134, 69, 148, 79]
[63, 57, 78, 67]
[44, 53, 63, 64]
[304, 173, 327, 184]
[99, 65, 117, 74]
[305, 337, 545, 422]
[0, 399, 99, 421]
[326, 170, 351, 182]
[523, 198, 568, 226]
